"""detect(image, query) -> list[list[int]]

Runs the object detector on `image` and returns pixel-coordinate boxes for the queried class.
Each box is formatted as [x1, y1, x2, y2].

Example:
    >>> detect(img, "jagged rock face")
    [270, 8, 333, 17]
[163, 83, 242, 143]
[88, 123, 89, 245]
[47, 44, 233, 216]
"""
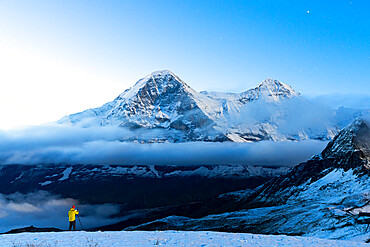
[103, 71, 221, 141]
[321, 118, 370, 170]
[59, 70, 369, 143]
[107, 72, 202, 128]
[247, 119, 370, 205]
[356, 121, 370, 169]
[61, 71, 227, 142]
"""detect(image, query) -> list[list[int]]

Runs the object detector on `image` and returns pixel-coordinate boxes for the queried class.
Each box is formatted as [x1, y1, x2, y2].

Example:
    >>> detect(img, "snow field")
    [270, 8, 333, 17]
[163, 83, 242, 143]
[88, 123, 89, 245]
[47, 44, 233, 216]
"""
[0, 231, 368, 247]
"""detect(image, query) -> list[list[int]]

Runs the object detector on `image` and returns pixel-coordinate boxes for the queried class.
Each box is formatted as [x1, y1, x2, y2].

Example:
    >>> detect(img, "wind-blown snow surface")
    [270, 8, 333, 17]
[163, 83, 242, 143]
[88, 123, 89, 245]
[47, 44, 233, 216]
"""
[0, 231, 368, 247]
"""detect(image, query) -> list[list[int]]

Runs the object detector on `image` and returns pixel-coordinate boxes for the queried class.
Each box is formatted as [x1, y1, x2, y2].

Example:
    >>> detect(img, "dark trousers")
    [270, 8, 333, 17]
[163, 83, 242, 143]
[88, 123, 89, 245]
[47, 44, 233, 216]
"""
[69, 220, 76, 231]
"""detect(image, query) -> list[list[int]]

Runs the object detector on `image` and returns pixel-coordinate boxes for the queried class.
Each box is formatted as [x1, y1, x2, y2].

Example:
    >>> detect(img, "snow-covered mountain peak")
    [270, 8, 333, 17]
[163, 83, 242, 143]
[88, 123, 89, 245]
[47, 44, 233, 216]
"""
[149, 69, 174, 76]
[326, 118, 368, 150]
[59, 71, 368, 143]
[240, 78, 300, 103]
[116, 70, 191, 101]
[259, 78, 299, 97]
[343, 118, 368, 136]
[320, 118, 370, 169]
[142, 70, 186, 86]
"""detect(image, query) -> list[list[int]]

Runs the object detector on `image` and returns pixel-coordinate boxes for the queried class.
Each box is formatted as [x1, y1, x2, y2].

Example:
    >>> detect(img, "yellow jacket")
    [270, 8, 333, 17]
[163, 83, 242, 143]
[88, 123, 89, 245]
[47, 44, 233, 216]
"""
[68, 208, 79, 222]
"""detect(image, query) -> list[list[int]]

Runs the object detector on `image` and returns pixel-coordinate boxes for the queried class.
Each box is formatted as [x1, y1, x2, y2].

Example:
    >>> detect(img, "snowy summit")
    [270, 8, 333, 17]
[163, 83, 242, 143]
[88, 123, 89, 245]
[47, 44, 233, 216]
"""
[59, 70, 368, 142]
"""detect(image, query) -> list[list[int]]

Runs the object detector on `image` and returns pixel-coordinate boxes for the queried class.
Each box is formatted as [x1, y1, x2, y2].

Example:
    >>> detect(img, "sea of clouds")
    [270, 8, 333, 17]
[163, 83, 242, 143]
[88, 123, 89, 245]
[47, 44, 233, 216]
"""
[0, 122, 332, 232]
[0, 124, 328, 167]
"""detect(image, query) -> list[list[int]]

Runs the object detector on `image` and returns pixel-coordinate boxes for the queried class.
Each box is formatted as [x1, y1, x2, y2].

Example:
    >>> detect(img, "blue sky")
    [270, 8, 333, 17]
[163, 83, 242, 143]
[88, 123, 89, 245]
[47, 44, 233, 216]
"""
[0, 0, 369, 128]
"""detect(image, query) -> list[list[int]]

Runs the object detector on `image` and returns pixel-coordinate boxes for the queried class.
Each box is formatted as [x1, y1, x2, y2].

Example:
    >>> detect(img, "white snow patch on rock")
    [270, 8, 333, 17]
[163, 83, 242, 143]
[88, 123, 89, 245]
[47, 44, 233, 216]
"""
[10, 173, 23, 183]
[39, 181, 53, 186]
[58, 167, 73, 181]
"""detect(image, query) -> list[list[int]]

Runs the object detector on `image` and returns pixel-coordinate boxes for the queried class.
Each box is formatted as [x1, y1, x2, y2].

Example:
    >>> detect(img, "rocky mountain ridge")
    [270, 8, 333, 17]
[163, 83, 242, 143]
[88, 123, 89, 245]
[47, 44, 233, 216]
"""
[59, 70, 369, 142]
[0, 164, 287, 210]
[122, 118, 370, 240]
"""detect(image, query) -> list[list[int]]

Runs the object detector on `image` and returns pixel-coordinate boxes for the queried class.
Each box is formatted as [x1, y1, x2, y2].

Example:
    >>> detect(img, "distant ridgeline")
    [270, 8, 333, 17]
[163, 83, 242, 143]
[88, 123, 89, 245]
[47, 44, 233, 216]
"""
[3, 225, 62, 234]
[59, 70, 369, 143]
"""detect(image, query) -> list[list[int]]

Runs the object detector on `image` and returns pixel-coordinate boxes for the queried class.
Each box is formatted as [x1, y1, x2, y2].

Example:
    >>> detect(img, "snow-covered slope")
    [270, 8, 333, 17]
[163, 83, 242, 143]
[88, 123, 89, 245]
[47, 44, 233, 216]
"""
[250, 118, 370, 204]
[60, 70, 226, 142]
[126, 118, 370, 240]
[59, 70, 369, 142]
[0, 230, 367, 247]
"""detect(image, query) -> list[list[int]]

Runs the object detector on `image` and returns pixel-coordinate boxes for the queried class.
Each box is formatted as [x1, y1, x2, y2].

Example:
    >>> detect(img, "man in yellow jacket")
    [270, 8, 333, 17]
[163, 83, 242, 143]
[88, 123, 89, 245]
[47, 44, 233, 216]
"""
[68, 205, 79, 231]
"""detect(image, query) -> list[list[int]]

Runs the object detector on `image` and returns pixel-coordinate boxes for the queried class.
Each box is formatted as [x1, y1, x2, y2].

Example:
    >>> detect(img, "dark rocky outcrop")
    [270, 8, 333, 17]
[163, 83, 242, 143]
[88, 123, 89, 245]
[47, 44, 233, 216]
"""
[3, 225, 62, 234]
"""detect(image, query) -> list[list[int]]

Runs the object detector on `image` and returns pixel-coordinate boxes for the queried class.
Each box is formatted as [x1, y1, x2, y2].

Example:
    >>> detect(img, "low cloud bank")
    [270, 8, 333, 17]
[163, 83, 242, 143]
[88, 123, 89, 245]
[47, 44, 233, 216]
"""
[68, 140, 327, 167]
[0, 124, 328, 167]
[307, 93, 370, 109]
[0, 191, 121, 232]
